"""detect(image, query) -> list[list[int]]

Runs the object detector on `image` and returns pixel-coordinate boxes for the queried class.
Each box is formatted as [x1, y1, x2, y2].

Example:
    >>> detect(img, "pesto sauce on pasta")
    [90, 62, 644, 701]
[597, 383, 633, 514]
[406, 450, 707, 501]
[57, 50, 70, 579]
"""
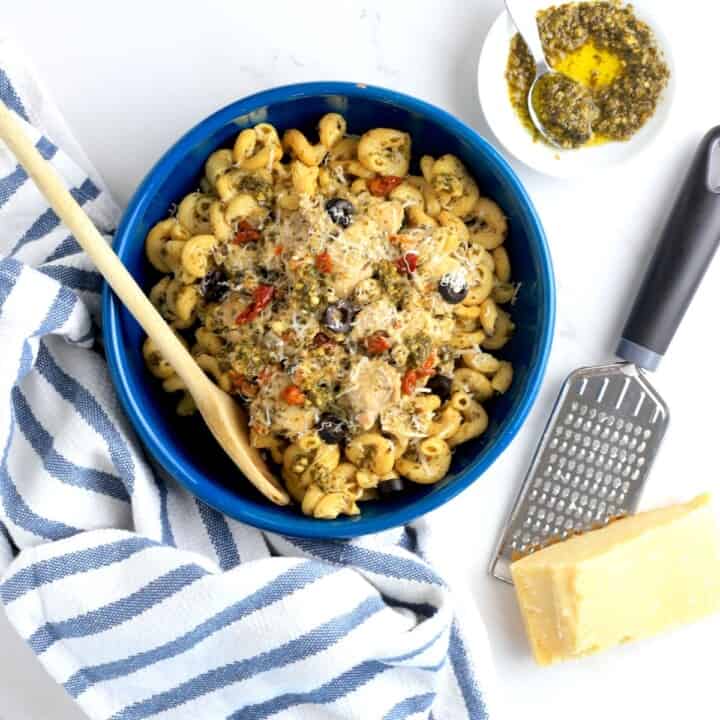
[142, 114, 517, 519]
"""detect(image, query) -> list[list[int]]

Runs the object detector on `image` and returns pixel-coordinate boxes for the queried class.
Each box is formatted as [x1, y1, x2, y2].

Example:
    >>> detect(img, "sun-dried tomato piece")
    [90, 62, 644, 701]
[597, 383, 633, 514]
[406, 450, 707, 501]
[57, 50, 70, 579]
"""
[367, 175, 403, 197]
[312, 332, 334, 348]
[315, 251, 333, 273]
[418, 353, 437, 377]
[229, 372, 257, 398]
[401, 369, 418, 396]
[395, 251, 418, 274]
[364, 332, 391, 355]
[281, 384, 306, 406]
[235, 284, 275, 324]
[233, 219, 261, 244]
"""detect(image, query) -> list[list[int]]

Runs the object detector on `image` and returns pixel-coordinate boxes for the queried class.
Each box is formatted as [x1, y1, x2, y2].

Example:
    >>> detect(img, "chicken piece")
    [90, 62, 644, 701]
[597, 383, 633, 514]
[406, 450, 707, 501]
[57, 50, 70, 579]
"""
[271, 404, 316, 437]
[342, 358, 401, 430]
[327, 216, 384, 298]
[366, 200, 403, 235]
[350, 298, 399, 343]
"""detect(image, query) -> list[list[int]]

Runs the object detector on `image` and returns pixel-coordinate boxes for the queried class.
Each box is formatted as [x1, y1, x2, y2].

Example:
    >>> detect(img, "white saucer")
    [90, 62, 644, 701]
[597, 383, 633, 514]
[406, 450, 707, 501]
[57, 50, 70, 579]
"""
[477, 1, 676, 179]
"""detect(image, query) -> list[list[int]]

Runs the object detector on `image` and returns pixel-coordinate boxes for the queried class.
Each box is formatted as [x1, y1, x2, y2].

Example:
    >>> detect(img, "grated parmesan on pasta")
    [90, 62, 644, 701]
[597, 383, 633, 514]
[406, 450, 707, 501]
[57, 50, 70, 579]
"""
[140, 113, 517, 519]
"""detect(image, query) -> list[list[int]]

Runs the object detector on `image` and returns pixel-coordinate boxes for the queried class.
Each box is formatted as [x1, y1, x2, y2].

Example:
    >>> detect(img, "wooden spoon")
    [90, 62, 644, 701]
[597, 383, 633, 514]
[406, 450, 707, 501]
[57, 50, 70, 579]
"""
[0, 101, 290, 506]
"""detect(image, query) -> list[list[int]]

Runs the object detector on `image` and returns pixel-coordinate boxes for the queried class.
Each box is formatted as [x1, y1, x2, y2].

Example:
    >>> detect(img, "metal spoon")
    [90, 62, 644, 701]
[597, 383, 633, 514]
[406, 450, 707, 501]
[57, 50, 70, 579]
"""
[0, 100, 291, 507]
[504, 0, 591, 148]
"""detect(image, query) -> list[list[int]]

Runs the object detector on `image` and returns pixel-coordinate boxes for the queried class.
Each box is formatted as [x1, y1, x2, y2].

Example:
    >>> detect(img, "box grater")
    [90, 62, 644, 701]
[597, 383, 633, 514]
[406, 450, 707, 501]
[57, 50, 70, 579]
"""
[491, 127, 720, 583]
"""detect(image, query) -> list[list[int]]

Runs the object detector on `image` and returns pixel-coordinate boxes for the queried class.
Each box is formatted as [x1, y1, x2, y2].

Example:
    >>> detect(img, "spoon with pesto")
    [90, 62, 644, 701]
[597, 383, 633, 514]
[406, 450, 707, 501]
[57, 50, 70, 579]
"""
[504, 0, 597, 149]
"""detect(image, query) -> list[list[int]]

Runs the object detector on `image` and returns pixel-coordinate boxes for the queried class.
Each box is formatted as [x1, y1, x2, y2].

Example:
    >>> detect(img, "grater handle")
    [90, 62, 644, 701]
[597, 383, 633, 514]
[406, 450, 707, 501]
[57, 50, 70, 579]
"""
[617, 127, 720, 371]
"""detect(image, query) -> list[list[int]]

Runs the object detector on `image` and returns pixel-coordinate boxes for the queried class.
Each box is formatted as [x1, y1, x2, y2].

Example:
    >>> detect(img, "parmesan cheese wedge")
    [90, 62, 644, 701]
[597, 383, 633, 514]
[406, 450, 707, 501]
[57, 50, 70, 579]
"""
[511, 494, 720, 666]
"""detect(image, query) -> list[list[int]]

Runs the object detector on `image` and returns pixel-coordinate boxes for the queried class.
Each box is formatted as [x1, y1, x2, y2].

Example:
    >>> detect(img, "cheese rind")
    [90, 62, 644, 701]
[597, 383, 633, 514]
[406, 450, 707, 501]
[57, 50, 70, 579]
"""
[511, 494, 720, 665]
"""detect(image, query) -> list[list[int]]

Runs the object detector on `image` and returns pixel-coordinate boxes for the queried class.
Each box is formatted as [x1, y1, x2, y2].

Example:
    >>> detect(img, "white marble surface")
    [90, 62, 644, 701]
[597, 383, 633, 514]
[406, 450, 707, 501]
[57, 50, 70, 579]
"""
[2, 1, 719, 718]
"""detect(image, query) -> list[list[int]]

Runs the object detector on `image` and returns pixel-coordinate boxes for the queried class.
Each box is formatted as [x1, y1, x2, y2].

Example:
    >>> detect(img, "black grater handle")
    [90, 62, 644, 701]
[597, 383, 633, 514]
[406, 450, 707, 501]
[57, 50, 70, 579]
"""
[617, 127, 720, 371]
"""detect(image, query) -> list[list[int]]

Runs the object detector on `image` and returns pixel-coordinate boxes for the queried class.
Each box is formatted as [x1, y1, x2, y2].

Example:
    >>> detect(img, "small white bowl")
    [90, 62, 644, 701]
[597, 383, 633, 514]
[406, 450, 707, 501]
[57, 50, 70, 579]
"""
[477, 0, 675, 178]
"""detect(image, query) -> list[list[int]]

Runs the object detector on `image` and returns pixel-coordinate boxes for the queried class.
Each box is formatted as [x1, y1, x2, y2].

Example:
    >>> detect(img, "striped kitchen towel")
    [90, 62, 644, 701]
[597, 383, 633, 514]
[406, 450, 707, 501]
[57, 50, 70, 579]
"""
[0, 41, 496, 719]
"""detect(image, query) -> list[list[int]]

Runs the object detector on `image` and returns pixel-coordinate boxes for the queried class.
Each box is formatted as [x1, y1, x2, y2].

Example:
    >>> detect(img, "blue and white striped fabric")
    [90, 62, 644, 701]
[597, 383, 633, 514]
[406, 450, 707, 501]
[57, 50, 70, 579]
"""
[0, 43, 495, 720]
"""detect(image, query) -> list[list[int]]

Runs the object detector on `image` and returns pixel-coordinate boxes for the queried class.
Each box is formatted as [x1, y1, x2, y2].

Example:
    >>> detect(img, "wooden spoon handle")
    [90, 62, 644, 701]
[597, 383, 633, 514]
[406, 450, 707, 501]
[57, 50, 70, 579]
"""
[0, 102, 206, 395]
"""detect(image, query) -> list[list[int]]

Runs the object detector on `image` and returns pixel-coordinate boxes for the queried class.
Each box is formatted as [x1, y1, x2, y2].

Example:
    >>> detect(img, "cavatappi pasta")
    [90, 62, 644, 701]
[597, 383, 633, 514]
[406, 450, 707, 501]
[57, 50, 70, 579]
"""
[142, 114, 518, 519]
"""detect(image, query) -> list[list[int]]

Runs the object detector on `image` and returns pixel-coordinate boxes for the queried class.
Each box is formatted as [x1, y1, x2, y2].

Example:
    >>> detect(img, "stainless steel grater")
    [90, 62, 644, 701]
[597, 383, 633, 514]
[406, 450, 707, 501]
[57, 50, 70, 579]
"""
[491, 128, 720, 583]
[490, 363, 668, 582]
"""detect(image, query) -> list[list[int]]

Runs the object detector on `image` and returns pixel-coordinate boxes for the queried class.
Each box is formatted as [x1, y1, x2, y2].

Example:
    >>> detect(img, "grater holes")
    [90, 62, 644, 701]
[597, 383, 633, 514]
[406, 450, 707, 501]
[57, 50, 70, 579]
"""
[597, 378, 610, 403]
[615, 377, 631, 410]
[512, 384, 663, 557]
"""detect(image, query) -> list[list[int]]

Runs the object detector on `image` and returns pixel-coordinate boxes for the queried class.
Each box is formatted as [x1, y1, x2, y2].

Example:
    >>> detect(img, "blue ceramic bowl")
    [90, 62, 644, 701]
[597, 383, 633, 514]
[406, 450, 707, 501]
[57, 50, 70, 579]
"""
[103, 82, 555, 538]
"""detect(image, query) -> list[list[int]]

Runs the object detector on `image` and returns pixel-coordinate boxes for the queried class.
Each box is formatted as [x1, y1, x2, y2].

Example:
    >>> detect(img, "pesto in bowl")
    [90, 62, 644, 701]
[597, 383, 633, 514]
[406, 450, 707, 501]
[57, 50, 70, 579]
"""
[506, 1, 670, 149]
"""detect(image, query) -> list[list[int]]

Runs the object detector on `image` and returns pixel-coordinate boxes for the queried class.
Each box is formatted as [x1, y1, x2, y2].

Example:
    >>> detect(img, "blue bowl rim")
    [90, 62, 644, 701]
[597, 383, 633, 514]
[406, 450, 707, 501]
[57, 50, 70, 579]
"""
[102, 81, 556, 538]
